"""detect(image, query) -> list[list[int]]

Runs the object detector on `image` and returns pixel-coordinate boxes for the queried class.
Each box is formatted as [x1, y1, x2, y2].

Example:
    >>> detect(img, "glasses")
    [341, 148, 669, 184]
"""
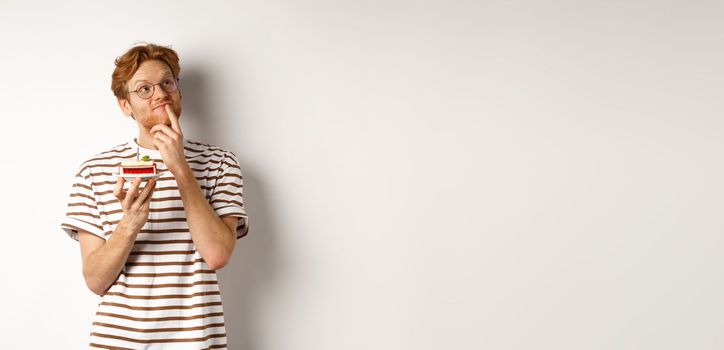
[128, 77, 179, 99]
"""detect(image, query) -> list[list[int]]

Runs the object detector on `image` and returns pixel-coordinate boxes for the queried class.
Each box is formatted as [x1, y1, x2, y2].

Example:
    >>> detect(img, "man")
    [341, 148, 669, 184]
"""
[61, 43, 249, 349]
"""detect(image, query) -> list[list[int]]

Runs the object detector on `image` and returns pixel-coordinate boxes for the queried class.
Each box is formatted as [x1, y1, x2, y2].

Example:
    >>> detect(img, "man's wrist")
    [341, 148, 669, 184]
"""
[114, 220, 138, 239]
[174, 163, 207, 206]
[173, 163, 196, 186]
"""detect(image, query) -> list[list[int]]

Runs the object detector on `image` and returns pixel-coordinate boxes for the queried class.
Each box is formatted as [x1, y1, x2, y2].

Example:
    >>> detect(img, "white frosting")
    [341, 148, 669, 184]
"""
[120, 160, 155, 166]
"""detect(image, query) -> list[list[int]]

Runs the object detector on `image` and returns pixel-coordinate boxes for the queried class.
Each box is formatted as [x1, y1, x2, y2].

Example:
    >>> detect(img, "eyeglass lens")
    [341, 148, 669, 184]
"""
[136, 78, 177, 99]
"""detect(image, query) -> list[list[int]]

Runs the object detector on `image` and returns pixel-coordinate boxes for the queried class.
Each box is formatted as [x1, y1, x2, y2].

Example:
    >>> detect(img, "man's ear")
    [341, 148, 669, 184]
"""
[117, 98, 134, 119]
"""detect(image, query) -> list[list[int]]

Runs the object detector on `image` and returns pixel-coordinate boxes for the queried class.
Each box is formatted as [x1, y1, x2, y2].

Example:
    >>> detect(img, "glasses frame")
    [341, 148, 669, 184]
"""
[128, 76, 180, 100]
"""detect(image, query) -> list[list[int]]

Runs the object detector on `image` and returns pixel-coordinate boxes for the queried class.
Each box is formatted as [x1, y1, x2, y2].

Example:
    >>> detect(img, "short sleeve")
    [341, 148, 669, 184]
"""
[210, 153, 250, 239]
[60, 168, 106, 241]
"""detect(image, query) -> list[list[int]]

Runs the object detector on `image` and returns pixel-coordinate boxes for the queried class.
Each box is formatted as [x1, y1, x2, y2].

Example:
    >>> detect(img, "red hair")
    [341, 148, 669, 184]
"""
[111, 43, 181, 99]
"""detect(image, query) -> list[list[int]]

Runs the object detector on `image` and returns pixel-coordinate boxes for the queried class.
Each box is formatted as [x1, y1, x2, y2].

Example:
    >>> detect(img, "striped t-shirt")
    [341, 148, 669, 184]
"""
[61, 137, 249, 349]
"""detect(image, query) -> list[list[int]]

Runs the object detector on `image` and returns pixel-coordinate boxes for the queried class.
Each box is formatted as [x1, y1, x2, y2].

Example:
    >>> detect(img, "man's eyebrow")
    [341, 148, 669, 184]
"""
[130, 73, 174, 85]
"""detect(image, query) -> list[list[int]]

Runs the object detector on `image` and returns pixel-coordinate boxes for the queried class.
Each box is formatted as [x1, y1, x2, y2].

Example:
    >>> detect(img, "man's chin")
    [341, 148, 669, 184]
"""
[138, 116, 167, 129]
[155, 111, 174, 122]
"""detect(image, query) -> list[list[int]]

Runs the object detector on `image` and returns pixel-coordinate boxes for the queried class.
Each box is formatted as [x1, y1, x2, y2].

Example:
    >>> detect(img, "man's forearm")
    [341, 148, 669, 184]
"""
[174, 164, 236, 270]
[84, 224, 137, 295]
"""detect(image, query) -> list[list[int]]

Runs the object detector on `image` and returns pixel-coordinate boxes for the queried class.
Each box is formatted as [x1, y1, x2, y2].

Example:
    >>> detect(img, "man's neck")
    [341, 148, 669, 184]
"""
[136, 127, 158, 150]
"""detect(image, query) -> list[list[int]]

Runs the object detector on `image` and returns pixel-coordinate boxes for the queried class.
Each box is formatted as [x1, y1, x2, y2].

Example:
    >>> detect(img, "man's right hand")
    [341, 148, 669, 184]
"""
[113, 177, 157, 234]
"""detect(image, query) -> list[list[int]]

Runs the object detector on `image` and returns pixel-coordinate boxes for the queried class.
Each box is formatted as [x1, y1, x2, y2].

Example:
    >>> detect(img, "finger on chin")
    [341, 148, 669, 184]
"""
[165, 104, 182, 133]
[164, 104, 176, 119]
[150, 124, 164, 135]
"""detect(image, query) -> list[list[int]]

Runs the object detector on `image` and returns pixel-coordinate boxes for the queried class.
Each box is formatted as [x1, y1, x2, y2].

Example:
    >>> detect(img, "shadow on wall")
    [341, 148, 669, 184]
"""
[178, 66, 215, 142]
[182, 65, 281, 350]
[220, 169, 280, 350]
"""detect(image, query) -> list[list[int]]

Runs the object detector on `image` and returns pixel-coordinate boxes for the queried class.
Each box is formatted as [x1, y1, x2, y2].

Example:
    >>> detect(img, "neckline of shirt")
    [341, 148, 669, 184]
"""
[130, 137, 162, 160]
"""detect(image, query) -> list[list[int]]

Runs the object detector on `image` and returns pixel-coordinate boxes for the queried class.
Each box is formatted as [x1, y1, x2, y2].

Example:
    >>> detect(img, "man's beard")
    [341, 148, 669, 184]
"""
[138, 105, 182, 128]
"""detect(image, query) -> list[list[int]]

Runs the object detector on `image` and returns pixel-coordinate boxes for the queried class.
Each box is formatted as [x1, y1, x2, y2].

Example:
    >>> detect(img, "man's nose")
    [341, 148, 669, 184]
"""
[152, 83, 169, 99]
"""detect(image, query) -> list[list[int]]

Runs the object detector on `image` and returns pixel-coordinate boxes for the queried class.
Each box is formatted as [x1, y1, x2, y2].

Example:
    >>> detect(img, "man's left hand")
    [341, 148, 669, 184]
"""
[151, 104, 188, 175]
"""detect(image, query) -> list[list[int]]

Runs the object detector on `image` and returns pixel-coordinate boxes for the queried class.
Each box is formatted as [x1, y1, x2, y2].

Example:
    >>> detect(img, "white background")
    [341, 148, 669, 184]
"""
[1, 0, 723, 349]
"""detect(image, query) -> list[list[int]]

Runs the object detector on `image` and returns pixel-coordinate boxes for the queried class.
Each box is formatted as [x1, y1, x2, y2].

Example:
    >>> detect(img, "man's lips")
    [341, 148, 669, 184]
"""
[154, 102, 171, 110]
